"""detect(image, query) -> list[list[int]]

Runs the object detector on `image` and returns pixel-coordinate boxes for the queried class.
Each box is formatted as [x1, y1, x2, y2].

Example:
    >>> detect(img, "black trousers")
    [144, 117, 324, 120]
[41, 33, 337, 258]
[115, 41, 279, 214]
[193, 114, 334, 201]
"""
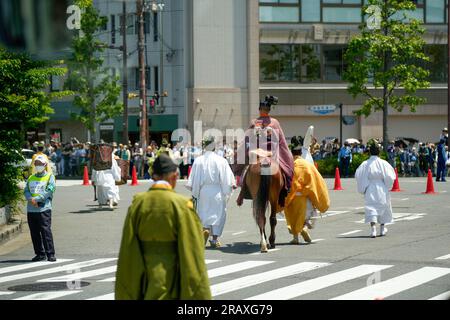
[27, 210, 55, 257]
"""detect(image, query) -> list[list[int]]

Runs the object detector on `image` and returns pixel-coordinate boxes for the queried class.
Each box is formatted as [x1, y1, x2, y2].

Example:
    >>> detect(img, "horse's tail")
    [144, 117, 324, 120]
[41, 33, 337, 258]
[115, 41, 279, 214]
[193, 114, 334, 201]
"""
[254, 174, 271, 221]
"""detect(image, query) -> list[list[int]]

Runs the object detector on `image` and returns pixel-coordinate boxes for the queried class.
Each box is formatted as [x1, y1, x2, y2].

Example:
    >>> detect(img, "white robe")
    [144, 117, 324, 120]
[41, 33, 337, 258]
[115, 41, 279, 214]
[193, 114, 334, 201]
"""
[92, 157, 121, 206]
[186, 151, 235, 237]
[355, 156, 396, 224]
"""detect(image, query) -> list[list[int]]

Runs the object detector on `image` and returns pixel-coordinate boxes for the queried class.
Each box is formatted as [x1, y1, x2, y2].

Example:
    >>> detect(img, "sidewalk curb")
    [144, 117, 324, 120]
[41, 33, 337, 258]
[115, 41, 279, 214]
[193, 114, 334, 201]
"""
[0, 215, 24, 246]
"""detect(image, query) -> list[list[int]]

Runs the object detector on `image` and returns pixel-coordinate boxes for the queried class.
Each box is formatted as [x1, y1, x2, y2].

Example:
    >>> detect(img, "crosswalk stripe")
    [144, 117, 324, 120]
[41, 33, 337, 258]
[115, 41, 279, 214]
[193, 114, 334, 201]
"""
[429, 291, 450, 300]
[87, 293, 114, 300]
[339, 230, 362, 236]
[0, 258, 117, 284]
[330, 267, 450, 300]
[38, 265, 117, 282]
[208, 261, 274, 279]
[205, 260, 220, 264]
[14, 290, 82, 300]
[0, 259, 73, 275]
[211, 262, 330, 297]
[435, 254, 450, 260]
[98, 259, 221, 282]
[245, 264, 393, 300]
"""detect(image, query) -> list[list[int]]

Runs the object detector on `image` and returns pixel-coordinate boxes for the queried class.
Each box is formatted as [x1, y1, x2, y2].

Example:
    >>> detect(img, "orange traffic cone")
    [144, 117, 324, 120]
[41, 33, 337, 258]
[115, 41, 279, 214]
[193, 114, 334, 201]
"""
[130, 165, 139, 186]
[422, 169, 437, 194]
[82, 166, 90, 186]
[333, 167, 344, 190]
[391, 168, 402, 192]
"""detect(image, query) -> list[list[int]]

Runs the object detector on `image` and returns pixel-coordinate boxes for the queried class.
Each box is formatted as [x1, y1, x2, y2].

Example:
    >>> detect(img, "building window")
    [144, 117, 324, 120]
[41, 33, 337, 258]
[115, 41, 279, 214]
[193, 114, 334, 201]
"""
[154, 66, 159, 92]
[424, 45, 448, 83]
[322, 0, 363, 23]
[259, 0, 300, 23]
[153, 12, 159, 41]
[426, 0, 445, 23]
[111, 14, 116, 44]
[323, 45, 347, 81]
[134, 67, 151, 90]
[135, 12, 151, 35]
[260, 44, 321, 82]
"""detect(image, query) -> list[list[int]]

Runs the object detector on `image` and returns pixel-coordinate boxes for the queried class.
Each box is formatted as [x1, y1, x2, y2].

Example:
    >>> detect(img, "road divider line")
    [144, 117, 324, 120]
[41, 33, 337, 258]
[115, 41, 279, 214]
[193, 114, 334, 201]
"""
[0, 258, 117, 284]
[245, 264, 393, 300]
[0, 259, 73, 275]
[14, 290, 82, 300]
[339, 230, 362, 236]
[330, 267, 450, 300]
[211, 262, 330, 297]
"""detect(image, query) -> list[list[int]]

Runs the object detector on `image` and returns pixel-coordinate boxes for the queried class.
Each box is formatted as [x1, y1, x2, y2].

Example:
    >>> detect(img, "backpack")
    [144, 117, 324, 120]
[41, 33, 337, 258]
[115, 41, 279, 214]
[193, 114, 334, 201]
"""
[91, 144, 113, 171]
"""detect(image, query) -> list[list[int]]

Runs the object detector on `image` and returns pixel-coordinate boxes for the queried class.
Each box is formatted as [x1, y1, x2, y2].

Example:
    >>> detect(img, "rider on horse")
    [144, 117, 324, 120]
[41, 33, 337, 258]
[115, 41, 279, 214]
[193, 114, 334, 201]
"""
[234, 96, 294, 208]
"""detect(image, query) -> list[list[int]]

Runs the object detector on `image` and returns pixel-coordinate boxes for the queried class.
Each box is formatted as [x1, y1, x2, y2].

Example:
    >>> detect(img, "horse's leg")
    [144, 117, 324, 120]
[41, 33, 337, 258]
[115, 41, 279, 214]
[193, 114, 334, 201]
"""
[269, 203, 277, 249]
[255, 202, 268, 253]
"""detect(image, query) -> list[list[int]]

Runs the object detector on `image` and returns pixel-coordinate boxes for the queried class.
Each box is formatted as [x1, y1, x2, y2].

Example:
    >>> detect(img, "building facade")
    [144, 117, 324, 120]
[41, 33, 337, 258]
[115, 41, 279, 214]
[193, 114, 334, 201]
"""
[258, 0, 448, 144]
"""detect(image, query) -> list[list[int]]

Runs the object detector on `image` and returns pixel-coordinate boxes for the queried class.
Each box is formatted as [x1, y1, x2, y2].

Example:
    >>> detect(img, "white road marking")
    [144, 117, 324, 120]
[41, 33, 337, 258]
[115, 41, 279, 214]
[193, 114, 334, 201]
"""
[205, 260, 220, 264]
[312, 239, 325, 243]
[88, 293, 114, 300]
[339, 230, 362, 236]
[353, 207, 365, 210]
[0, 291, 15, 296]
[0, 258, 117, 284]
[435, 254, 450, 260]
[232, 231, 247, 236]
[246, 264, 393, 300]
[429, 291, 450, 300]
[14, 290, 81, 300]
[99, 259, 221, 282]
[208, 261, 274, 278]
[401, 198, 410, 201]
[250, 248, 281, 255]
[331, 267, 450, 300]
[0, 259, 73, 275]
[211, 262, 330, 297]
[38, 265, 117, 282]
[324, 211, 349, 217]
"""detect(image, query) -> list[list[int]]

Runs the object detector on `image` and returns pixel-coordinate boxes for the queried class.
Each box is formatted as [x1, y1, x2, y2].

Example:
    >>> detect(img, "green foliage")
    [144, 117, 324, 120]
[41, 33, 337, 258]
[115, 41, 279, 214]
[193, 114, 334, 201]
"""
[344, 0, 430, 145]
[65, 0, 122, 135]
[0, 48, 68, 207]
[316, 152, 388, 176]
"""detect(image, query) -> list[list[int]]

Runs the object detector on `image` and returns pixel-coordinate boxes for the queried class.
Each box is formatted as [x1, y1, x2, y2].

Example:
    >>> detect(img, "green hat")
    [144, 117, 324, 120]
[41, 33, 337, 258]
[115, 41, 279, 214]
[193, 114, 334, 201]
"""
[152, 154, 178, 175]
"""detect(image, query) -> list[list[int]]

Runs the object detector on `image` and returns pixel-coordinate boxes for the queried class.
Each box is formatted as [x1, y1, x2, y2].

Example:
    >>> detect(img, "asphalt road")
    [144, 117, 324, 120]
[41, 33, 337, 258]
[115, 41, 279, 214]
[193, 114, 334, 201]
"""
[0, 176, 449, 300]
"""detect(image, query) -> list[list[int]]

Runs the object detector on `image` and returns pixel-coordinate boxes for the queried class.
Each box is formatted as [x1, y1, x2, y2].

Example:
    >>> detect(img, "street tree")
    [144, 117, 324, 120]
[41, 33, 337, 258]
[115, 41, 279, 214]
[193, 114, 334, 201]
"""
[0, 47, 69, 207]
[344, 0, 430, 150]
[65, 0, 123, 143]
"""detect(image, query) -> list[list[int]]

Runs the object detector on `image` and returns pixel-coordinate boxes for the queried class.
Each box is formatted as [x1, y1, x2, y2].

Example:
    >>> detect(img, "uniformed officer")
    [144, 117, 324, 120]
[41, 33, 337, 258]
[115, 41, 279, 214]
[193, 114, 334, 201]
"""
[115, 154, 211, 299]
[24, 155, 57, 262]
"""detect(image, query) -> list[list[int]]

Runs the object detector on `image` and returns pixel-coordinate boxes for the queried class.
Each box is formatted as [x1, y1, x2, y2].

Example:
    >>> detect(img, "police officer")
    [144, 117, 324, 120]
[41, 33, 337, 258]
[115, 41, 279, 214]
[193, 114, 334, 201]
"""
[24, 155, 57, 262]
[338, 142, 353, 178]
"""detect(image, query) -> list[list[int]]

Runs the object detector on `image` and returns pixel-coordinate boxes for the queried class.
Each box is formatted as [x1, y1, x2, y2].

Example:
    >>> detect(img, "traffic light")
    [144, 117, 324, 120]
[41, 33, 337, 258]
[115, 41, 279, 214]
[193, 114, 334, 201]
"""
[153, 92, 160, 104]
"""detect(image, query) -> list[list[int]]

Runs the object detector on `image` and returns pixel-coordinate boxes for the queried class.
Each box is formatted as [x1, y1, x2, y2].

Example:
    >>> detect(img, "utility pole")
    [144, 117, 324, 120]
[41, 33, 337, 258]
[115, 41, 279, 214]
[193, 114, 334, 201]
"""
[152, 1, 165, 111]
[137, 0, 148, 151]
[337, 103, 343, 148]
[122, 0, 128, 145]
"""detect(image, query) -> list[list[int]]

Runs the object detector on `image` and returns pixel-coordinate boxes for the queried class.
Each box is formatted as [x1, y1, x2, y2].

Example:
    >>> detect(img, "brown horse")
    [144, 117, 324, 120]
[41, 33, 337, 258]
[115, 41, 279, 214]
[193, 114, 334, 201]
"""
[244, 149, 284, 252]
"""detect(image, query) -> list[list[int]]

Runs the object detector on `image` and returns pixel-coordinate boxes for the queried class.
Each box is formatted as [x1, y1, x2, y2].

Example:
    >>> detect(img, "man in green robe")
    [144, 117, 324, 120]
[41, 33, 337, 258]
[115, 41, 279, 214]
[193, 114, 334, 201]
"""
[115, 154, 212, 300]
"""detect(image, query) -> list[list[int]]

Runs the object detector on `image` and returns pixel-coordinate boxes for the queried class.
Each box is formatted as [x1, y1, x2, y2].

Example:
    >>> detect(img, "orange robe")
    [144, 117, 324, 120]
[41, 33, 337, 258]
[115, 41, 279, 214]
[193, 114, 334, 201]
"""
[284, 157, 330, 235]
